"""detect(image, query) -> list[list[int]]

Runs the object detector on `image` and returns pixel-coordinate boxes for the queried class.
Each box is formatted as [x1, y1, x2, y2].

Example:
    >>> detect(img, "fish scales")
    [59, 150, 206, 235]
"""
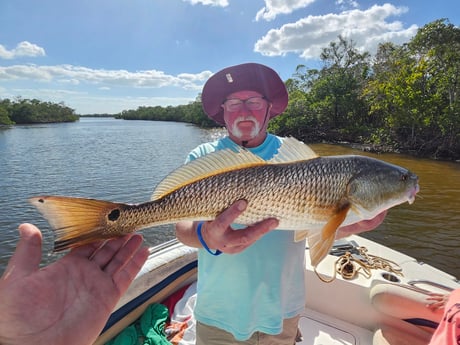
[118, 156, 364, 231]
[29, 137, 419, 266]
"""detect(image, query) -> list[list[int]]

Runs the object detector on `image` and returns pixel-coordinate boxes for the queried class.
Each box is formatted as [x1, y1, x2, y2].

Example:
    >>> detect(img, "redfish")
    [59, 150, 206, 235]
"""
[29, 137, 419, 267]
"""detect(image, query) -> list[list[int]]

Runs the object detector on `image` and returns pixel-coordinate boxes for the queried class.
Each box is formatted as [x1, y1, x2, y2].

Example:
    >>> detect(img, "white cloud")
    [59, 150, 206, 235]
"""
[255, 0, 316, 22]
[2, 87, 196, 114]
[335, 0, 359, 10]
[0, 64, 212, 91]
[0, 63, 212, 113]
[0, 41, 46, 59]
[254, 3, 418, 59]
[182, 0, 228, 6]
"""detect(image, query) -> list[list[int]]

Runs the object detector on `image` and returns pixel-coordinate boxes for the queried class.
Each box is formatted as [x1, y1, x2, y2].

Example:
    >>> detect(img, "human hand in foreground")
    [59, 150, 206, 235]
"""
[0, 223, 149, 345]
[426, 292, 450, 311]
[336, 211, 387, 239]
[199, 200, 279, 254]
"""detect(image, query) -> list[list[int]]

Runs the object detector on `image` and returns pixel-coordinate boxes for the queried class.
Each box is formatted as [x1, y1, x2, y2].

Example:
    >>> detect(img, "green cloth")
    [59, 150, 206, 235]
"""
[106, 303, 171, 345]
[140, 303, 171, 345]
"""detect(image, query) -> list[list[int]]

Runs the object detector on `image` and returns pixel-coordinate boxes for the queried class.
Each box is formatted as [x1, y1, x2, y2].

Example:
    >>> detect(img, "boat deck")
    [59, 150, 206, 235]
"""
[96, 235, 459, 345]
[299, 308, 374, 344]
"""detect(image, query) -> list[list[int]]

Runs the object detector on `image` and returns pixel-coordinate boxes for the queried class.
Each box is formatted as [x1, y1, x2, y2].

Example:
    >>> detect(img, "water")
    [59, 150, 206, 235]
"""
[311, 144, 460, 280]
[0, 118, 459, 279]
[0, 118, 215, 271]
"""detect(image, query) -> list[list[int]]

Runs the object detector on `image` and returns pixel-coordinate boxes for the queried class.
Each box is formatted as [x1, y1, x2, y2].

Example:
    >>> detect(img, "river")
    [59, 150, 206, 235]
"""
[0, 117, 459, 279]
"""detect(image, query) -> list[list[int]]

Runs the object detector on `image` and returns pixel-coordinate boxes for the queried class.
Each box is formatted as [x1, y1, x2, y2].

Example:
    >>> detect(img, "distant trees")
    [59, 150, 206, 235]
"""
[271, 36, 372, 143]
[118, 20, 459, 159]
[364, 19, 460, 157]
[116, 95, 215, 128]
[273, 19, 460, 159]
[0, 100, 14, 125]
[0, 98, 78, 124]
[2, 19, 458, 159]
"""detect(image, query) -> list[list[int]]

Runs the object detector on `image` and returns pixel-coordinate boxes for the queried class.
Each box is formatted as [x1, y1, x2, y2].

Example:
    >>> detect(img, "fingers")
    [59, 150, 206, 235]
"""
[87, 235, 133, 270]
[426, 293, 445, 301]
[103, 234, 145, 276]
[425, 293, 449, 310]
[199, 199, 248, 251]
[112, 242, 149, 294]
[222, 218, 278, 254]
[2, 223, 43, 280]
[336, 210, 387, 239]
[426, 300, 446, 310]
[70, 240, 107, 258]
[69, 233, 147, 274]
[70, 234, 132, 262]
[68, 234, 148, 295]
[204, 199, 279, 254]
[212, 200, 248, 235]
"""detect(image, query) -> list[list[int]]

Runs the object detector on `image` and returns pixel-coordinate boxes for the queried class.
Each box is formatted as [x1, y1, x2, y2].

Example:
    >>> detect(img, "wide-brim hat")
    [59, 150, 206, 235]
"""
[201, 62, 288, 125]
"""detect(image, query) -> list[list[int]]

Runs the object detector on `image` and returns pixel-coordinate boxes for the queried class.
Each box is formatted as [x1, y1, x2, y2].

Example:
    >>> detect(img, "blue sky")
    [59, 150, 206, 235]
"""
[1, 0, 459, 114]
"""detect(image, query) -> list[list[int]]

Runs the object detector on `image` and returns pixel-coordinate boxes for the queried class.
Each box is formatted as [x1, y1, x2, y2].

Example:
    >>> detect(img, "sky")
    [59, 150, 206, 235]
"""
[0, 0, 459, 115]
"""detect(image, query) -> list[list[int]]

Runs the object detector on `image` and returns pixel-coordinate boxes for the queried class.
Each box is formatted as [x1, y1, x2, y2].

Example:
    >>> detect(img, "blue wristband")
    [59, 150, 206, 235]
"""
[197, 222, 222, 256]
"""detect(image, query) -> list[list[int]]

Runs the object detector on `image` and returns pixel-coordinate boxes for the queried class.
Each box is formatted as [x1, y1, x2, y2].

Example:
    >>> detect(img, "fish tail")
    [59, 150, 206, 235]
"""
[29, 196, 131, 251]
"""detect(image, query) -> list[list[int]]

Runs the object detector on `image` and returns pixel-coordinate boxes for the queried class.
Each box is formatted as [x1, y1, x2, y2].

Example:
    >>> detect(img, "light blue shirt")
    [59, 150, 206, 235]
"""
[187, 134, 306, 341]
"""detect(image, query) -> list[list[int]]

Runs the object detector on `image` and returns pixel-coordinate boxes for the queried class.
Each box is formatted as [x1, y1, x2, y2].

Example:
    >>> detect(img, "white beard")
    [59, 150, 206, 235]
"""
[230, 116, 261, 139]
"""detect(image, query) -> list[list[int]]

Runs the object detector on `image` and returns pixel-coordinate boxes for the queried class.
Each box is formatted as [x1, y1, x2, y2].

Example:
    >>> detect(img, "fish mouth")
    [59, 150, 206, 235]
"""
[407, 184, 420, 205]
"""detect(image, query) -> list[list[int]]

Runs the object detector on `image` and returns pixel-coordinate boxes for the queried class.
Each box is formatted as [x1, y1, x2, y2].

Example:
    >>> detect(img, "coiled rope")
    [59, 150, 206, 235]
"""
[315, 246, 403, 283]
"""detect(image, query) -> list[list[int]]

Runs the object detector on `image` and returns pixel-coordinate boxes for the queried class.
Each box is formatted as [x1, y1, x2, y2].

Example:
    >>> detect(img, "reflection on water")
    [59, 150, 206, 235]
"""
[0, 119, 458, 279]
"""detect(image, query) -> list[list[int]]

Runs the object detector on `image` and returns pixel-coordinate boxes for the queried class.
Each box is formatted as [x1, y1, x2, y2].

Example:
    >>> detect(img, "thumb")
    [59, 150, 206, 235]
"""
[2, 223, 43, 280]
[215, 200, 247, 231]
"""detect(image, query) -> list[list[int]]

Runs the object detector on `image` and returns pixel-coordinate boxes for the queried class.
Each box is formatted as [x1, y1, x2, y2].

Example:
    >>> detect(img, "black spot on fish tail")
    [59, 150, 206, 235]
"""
[108, 209, 120, 222]
[38, 198, 44, 203]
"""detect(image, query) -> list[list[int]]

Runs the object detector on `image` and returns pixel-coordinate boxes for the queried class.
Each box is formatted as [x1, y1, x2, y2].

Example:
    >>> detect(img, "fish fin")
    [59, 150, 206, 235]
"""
[29, 196, 128, 251]
[152, 137, 317, 200]
[294, 230, 309, 242]
[152, 148, 266, 200]
[308, 203, 350, 267]
[269, 137, 318, 164]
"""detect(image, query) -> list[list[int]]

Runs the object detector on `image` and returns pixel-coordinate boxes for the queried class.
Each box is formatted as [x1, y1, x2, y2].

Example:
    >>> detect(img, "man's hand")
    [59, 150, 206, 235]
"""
[200, 200, 279, 254]
[336, 211, 387, 239]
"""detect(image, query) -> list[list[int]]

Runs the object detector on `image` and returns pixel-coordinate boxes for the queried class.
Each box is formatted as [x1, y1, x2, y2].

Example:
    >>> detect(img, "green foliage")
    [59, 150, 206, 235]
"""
[116, 95, 216, 128]
[279, 36, 373, 143]
[276, 20, 460, 160]
[0, 100, 14, 125]
[119, 21, 459, 160]
[3, 19, 459, 160]
[361, 19, 460, 158]
[0, 98, 78, 124]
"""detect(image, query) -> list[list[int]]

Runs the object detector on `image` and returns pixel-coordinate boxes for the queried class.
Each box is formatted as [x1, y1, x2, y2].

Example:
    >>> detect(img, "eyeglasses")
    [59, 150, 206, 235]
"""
[222, 97, 267, 112]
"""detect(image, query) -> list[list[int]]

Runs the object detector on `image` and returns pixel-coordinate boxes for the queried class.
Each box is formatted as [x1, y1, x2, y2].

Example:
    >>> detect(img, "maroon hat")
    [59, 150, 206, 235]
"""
[201, 63, 288, 125]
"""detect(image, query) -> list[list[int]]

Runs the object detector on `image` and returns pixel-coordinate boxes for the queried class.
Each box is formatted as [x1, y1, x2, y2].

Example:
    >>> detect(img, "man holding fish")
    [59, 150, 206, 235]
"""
[174, 63, 390, 345]
[14, 62, 418, 344]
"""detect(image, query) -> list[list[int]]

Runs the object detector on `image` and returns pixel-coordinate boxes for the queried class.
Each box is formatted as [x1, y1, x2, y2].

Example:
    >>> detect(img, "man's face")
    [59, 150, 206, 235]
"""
[221, 90, 271, 143]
